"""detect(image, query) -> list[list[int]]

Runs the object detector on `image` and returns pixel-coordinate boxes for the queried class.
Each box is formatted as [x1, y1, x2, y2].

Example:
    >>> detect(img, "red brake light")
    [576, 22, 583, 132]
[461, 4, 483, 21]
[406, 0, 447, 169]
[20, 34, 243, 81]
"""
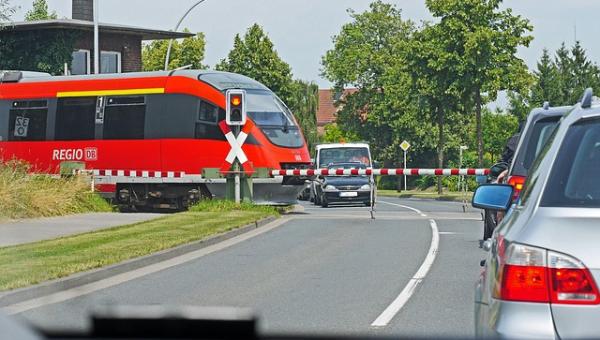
[495, 243, 600, 305]
[507, 175, 526, 201]
[548, 251, 600, 305]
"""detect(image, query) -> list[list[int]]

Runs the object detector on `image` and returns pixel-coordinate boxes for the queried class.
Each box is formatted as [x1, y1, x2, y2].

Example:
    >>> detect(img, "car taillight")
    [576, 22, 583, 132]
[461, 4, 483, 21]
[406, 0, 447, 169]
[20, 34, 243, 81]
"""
[548, 251, 600, 304]
[494, 243, 600, 305]
[495, 243, 549, 302]
[507, 175, 526, 201]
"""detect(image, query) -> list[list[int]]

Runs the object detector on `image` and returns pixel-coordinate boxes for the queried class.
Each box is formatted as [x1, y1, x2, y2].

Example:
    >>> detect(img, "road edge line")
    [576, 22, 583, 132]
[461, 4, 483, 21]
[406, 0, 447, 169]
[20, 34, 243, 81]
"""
[0, 216, 290, 313]
[370, 218, 440, 327]
[378, 200, 428, 217]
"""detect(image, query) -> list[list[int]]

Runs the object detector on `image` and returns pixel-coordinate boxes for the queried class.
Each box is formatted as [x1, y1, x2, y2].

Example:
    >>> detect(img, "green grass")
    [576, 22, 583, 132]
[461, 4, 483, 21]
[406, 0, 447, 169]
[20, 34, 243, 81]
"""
[0, 161, 112, 219]
[378, 189, 473, 202]
[0, 201, 278, 291]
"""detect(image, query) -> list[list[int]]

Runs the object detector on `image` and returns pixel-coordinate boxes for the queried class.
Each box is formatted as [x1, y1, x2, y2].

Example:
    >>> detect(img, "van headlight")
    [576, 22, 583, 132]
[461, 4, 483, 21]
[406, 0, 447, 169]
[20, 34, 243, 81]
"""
[360, 184, 371, 191]
[324, 185, 338, 191]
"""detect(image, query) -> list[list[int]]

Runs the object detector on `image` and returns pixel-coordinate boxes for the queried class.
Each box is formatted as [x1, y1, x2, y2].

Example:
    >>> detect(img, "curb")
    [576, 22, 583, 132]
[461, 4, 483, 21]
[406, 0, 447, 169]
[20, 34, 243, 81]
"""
[0, 215, 278, 307]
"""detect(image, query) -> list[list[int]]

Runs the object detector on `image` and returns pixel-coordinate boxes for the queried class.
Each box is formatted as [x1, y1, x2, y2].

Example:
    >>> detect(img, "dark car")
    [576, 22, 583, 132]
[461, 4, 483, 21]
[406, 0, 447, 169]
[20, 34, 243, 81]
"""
[506, 104, 573, 200]
[315, 162, 372, 208]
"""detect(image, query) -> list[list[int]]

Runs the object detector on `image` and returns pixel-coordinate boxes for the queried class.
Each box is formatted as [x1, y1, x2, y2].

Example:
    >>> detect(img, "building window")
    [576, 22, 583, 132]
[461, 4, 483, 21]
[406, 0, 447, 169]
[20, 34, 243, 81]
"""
[9, 101, 48, 141]
[100, 51, 122, 74]
[71, 49, 90, 75]
[55, 97, 96, 140]
[103, 96, 146, 140]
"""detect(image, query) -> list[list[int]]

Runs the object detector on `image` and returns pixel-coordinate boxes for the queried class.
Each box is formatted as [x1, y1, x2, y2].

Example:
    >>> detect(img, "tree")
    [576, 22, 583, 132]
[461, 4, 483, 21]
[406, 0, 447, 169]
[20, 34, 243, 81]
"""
[0, 0, 15, 21]
[425, 0, 533, 166]
[287, 80, 319, 152]
[321, 123, 359, 143]
[553, 42, 600, 105]
[142, 30, 207, 71]
[0, 29, 79, 74]
[480, 109, 519, 163]
[321, 2, 432, 170]
[529, 48, 561, 107]
[217, 24, 293, 101]
[25, 0, 57, 21]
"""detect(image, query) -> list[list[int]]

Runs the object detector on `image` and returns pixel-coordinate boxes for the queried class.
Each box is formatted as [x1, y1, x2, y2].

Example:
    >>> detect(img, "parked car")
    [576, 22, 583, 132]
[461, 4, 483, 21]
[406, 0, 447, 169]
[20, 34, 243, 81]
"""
[315, 162, 372, 208]
[472, 89, 600, 338]
[505, 103, 572, 200]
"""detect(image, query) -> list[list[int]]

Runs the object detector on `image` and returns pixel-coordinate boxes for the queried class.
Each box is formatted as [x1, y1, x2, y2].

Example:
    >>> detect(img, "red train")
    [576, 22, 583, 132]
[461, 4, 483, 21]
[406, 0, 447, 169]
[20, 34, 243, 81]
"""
[0, 70, 311, 209]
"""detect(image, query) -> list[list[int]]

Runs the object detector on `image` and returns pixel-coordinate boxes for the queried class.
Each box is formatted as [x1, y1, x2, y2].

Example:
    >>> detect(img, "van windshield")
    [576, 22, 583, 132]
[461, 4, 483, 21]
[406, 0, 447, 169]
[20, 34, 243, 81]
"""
[318, 147, 371, 168]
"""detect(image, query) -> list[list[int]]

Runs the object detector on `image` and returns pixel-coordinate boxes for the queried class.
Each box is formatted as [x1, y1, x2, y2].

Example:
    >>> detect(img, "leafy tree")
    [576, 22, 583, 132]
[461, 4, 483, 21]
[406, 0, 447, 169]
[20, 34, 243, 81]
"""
[530, 49, 561, 107]
[480, 109, 519, 163]
[0, 0, 15, 21]
[321, 2, 432, 169]
[321, 123, 359, 143]
[25, 0, 57, 21]
[0, 29, 79, 74]
[217, 24, 293, 101]
[287, 80, 319, 152]
[425, 0, 533, 167]
[554, 42, 600, 104]
[142, 30, 207, 71]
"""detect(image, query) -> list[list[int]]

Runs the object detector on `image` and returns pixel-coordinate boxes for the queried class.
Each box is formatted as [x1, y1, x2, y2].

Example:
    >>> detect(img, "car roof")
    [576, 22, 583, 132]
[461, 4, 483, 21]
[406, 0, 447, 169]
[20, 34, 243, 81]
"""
[316, 143, 370, 150]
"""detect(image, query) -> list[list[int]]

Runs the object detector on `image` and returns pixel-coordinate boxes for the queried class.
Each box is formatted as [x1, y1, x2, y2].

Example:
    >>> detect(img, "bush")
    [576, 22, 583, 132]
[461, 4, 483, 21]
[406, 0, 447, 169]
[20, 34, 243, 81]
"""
[0, 160, 112, 219]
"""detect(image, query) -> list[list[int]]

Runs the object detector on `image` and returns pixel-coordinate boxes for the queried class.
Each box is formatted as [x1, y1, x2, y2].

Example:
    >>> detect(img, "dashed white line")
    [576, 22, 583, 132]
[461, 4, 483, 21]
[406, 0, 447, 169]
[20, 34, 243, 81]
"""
[371, 219, 440, 327]
[378, 200, 428, 217]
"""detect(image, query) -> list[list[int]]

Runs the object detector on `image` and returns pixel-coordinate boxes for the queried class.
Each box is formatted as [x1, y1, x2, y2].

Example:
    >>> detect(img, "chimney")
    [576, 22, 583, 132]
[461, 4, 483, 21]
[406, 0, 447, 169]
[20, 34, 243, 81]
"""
[72, 0, 93, 21]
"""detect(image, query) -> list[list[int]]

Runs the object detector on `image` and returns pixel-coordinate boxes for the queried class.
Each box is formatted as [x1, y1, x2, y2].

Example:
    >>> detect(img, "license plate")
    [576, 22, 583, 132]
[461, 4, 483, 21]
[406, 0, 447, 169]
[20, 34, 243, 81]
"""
[340, 192, 358, 197]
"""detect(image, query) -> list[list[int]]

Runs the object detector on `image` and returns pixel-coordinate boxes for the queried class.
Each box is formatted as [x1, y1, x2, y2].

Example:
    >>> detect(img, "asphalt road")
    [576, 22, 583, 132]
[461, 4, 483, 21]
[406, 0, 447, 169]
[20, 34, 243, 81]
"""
[11, 198, 486, 338]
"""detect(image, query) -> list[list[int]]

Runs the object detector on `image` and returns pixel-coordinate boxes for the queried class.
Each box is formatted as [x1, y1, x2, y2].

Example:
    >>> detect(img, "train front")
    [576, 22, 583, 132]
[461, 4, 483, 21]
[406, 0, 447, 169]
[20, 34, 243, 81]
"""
[198, 72, 311, 204]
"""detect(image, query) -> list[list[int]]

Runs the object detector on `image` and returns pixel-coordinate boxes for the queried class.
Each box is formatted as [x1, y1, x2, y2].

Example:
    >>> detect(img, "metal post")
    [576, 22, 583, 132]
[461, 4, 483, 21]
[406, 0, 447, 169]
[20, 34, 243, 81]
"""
[93, 0, 99, 74]
[164, 0, 207, 71]
[234, 125, 241, 204]
[403, 150, 407, 191]
[458, 147, 463, 192]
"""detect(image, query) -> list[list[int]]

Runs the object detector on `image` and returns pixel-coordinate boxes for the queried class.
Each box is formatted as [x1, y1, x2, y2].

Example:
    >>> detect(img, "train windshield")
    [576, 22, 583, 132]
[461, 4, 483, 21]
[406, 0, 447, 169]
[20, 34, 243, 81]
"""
[246, 90, 303, 148]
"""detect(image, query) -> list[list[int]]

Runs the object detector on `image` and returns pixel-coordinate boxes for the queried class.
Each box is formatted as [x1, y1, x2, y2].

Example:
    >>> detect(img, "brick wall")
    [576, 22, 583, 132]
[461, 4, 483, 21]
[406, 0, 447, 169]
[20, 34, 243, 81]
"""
[75, 32, 142, 72]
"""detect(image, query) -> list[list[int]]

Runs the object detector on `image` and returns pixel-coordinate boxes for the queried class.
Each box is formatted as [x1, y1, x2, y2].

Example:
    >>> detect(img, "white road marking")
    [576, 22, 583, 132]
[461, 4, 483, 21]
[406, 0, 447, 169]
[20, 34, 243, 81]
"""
[438, 231, 461, 235]
[2, 217, 291, 315]
[378, 200, 428, 217]
[371, 219, 440, 327]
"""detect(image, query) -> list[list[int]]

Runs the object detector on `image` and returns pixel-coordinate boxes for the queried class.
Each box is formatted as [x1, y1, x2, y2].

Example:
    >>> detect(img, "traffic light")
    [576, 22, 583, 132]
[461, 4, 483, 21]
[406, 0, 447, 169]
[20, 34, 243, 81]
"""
[226, 89, 247, 126]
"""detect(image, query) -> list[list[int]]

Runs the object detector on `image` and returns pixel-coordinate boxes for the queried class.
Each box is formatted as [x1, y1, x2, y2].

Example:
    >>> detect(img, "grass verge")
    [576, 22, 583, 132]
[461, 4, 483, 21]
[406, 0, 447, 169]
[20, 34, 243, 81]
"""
[378, 189, 473, 202]
[0, 200, 279, 291]
[0, 161, 112, 219]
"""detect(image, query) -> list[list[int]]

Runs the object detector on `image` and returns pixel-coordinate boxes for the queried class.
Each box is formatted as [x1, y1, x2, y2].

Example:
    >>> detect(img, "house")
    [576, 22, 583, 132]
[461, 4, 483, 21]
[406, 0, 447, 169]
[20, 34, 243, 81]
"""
[316, 88, 357, 134]
[0, 0, 192, 74]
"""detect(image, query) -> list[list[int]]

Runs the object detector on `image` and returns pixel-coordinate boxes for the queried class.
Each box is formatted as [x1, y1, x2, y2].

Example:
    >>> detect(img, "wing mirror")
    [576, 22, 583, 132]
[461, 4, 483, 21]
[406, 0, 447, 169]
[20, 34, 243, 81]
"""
[472, 184, 514, 211]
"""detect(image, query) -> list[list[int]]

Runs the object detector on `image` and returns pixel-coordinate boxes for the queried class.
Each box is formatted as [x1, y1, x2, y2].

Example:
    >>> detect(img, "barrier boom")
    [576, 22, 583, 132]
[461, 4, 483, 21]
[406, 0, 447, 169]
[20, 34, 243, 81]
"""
[270, 168, 489, 177]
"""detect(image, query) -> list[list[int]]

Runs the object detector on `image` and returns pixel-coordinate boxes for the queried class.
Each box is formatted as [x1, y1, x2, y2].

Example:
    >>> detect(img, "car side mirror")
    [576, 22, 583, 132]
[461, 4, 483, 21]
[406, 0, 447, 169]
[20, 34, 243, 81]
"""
[472, 184, 514, 212]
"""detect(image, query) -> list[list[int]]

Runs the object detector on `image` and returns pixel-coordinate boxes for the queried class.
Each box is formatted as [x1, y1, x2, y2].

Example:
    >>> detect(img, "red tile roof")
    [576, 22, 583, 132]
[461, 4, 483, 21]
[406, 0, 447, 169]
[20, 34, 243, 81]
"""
[317, 88, 357, 126]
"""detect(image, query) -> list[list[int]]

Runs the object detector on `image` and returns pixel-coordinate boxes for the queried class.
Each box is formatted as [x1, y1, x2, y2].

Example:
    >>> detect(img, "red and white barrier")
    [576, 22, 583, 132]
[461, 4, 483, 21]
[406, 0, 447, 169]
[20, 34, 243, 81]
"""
[270, 168, 489, 177]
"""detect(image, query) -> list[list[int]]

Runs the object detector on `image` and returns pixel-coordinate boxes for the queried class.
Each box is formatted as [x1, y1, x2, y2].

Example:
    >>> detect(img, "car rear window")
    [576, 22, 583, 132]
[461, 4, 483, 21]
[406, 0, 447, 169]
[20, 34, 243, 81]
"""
[541, 118, 600, 208]
[512, 117, 561, 176]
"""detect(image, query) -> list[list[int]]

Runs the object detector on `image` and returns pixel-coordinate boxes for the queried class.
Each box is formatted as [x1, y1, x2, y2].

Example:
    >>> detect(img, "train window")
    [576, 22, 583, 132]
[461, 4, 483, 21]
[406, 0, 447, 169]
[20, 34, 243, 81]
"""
[198, 101, 218, 123]
[55, 97, 96, 140]
[8, 101, 48, 141]
[103, 96, 146, 140]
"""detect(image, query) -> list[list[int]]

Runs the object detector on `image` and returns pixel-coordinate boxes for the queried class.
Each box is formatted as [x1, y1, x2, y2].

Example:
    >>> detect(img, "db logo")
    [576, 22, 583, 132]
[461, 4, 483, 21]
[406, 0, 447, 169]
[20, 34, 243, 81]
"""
[84, 148, 98, 161]
[52, 148, 98, 161]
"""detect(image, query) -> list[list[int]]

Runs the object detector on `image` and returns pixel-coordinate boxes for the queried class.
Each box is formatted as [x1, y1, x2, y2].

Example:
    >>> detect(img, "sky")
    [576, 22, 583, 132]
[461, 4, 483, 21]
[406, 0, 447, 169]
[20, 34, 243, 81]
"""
[6, 0, 600, 107]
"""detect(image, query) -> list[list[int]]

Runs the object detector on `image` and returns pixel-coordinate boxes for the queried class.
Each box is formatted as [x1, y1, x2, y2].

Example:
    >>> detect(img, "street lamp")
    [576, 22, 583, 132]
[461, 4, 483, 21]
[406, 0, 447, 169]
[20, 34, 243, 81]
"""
[458, 145, 468, 192]
[164, 0, 207, 71]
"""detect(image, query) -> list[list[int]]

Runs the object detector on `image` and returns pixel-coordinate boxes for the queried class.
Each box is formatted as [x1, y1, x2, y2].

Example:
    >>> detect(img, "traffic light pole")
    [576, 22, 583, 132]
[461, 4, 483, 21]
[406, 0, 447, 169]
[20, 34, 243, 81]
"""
[233, 125, 241, 204]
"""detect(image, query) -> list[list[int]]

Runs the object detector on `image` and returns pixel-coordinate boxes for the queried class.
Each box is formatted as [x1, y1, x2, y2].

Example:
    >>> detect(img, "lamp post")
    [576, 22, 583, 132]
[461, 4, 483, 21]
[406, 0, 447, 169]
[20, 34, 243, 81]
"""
[93, 0, 99, 74]
[164, 0, 207, 71]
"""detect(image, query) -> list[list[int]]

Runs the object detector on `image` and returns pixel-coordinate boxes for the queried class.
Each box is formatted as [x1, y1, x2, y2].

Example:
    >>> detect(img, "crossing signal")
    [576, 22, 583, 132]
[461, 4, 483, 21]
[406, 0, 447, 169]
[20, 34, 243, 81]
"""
[226, 89, 247, 126]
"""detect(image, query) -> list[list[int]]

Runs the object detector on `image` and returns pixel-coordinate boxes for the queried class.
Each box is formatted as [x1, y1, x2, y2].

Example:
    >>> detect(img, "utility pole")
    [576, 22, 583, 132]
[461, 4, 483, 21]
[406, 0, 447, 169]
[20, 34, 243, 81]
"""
[93, 0, 99, 74]
[165, 0, 207, 71]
